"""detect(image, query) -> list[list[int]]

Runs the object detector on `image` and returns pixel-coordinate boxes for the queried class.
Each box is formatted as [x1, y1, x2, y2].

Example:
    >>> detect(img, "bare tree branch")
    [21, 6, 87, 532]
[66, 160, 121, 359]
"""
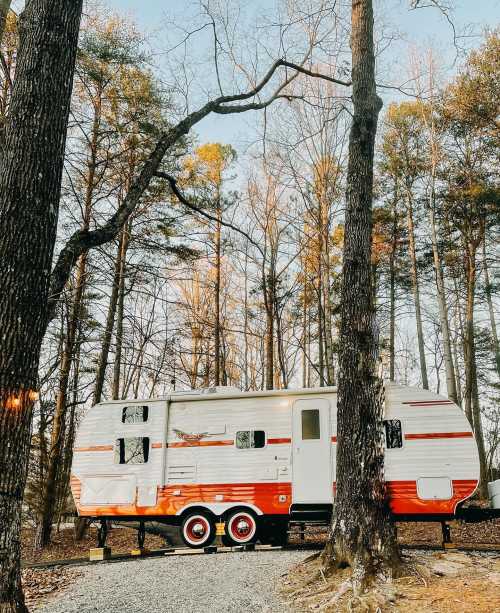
[47, 57, 350, 323]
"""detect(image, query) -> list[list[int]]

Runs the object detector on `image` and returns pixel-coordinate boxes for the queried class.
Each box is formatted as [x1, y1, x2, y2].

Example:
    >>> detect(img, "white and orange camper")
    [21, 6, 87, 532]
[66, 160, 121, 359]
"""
[70, 383, 480, 548]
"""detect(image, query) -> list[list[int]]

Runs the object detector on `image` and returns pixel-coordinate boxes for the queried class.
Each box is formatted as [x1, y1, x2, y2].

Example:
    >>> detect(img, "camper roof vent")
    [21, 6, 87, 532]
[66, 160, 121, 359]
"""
[203, 386, 240, 394]
[170, 386, 240, 396]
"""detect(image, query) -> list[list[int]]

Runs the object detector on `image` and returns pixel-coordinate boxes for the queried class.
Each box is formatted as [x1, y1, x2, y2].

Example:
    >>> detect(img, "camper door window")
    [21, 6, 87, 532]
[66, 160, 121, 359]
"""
[115, 437, 150, 464]
[302, 409, 320, 440]
[236, 430, 266, 449]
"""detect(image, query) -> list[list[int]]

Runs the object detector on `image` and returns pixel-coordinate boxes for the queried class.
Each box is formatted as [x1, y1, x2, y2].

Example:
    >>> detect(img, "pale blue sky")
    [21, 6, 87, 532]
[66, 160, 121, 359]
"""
[99, 0, 499, 150]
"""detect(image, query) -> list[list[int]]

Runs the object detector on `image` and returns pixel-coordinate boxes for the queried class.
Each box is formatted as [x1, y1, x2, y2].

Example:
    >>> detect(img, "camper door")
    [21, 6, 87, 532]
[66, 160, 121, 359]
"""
[292, 398, 332, 504]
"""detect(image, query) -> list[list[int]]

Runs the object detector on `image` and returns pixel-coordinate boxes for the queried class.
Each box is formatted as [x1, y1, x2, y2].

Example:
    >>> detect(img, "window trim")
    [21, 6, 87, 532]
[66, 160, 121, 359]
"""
[234, 429, 267, 450]
[383, 419, 404, 450]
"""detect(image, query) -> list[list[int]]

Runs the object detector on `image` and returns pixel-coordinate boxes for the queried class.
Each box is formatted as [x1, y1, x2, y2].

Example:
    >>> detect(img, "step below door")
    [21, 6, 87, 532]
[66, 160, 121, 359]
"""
[292, 398, 332, 504]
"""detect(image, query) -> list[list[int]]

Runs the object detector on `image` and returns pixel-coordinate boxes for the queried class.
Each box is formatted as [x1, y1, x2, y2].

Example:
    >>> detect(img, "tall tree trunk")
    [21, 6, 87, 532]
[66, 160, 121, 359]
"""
[316, 204, 326, 386]
[243, 248, 249, 391]
[405, 191, 429, 389]
[463, 246, 477, 427]
[482, 239, 500, 378]
[471, 345, 489, 497]
[93, 229, 126, 404]
[322, 0, 400, 589]
[265, 301, 274, 390]
[462, 244, 488, 496]
[388, 195, 398, 381]
[36, 253, 87, 549]
[322, 196, 336, 386]
[302, 286, 308, 388]
[428, 187, 457, 401]
[112, 223, 130, 399]
[0, 2, 82, 610]
[213, 205, 222, 386]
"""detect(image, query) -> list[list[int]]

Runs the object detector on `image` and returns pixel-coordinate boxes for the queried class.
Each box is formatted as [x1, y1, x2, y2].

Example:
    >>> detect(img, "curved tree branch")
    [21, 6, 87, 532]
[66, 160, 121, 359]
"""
[47, 57, 350, 324]
[154, 171, 263, 255]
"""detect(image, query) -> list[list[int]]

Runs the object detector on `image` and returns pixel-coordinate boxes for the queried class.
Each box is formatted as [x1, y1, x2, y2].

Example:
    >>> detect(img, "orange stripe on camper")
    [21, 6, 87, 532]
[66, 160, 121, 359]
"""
[151, 442, 163, 449]
[268, 438, 291, 444]
[405, 431, 473, 440]
[402, 400, 454, 406]
[74, 445, 114, 452]
[168, 439, 234, 448]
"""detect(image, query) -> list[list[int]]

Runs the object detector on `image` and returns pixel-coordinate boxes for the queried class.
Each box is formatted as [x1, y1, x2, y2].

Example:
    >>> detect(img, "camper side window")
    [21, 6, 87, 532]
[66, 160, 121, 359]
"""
[384, 420, 403, 449]
[115, 437, 150, 464]
[236, 430, 265, 449]
[122, 405, 148, 424]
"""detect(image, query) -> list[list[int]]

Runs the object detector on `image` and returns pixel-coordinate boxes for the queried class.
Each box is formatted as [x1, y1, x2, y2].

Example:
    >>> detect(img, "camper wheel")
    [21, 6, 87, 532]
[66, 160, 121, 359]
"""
[224, 510, 258, 546]
[181, 512, 215, 548]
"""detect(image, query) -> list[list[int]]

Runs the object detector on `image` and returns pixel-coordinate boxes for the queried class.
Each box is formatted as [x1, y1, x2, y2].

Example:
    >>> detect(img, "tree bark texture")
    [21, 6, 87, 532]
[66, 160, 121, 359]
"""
[322, 0, 400, 590]
[0, 1, 82, 610]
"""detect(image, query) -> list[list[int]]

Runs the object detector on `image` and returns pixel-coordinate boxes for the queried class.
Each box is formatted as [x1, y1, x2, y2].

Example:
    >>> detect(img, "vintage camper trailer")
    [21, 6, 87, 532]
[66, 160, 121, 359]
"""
[71, 384, 480, 548]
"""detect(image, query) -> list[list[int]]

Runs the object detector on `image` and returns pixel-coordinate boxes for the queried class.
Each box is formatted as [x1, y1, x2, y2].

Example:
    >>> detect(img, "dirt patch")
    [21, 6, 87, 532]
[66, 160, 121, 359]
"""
[288, 519, 500, 548]
[22, 566, 81, 610]
[282, 550, 500, 612]
[21, 526, 165, 564]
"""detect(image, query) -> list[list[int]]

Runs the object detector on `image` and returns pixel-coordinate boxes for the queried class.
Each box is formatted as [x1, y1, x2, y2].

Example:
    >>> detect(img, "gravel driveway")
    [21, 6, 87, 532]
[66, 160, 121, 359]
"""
[36, 550, 311, 613]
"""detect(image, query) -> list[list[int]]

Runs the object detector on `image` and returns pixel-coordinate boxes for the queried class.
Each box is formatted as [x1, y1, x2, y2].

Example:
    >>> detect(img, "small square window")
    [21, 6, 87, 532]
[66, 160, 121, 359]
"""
[115, 437, 150, 464]
[384, 420, 403, 449]
[122, 405, 148, 424]
[302, 409, 320, 440]
[236, 430, 265, 449]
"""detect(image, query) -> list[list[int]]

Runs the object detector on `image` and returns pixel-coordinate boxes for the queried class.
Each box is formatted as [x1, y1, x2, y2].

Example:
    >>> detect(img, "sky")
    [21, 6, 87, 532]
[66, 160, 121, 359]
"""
[100, 0, 499, 149]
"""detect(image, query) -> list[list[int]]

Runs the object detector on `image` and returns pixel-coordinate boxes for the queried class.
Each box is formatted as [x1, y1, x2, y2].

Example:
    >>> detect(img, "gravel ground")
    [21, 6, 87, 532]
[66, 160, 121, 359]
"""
[35, 550, 312, 613]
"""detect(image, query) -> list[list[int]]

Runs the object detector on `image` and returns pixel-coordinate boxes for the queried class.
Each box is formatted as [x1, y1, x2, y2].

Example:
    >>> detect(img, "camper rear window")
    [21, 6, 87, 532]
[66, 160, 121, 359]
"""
[122, 405, 148, 424]
[236, 430, 265, 449]
[115, 437, 150, 464]
[384, 420, 403, 449]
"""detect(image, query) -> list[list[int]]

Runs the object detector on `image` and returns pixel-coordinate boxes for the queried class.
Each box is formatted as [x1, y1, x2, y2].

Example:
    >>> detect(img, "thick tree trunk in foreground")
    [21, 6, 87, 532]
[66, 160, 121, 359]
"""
[0, 2, 82, 610]
[322, 0, 400, 590]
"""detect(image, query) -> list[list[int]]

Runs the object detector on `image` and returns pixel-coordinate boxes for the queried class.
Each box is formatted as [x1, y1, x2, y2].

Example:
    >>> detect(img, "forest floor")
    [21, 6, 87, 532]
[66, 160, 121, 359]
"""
[20, 520, 500, 611]
[282, 549, 500, 612]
